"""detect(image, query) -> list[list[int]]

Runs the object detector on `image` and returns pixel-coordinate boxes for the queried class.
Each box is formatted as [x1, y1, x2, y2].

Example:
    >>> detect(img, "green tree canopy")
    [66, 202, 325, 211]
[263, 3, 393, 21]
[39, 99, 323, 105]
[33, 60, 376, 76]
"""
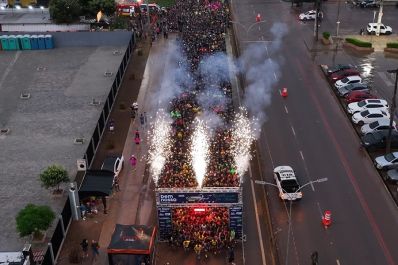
[49, 0, 82, 24]
[16, 204, 55, 237]
[39, 165, 69, 192]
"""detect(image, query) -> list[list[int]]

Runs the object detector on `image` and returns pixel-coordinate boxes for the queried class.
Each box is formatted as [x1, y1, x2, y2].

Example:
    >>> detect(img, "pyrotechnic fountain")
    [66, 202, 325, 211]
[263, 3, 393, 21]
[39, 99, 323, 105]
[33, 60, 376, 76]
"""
[190, 118, 210, 188]
[148, 109, 172, 185]
[231, 107, 257, 182]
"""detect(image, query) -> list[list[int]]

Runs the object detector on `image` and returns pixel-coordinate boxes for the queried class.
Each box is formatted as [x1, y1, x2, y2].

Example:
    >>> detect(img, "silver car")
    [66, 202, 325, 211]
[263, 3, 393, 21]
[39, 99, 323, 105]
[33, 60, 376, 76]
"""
[337, 83, 370, 97]
[374, 152, 398, 170]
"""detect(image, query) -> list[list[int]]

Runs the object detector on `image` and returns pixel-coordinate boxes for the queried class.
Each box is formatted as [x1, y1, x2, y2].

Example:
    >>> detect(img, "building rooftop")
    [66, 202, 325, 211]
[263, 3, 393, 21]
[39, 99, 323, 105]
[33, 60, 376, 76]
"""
[0, 32, 131, 250]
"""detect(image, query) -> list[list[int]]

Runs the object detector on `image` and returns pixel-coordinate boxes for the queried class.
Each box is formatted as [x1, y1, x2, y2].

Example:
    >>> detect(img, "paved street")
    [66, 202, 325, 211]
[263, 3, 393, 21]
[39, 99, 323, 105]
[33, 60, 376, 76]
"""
[231, 0, 398, 264]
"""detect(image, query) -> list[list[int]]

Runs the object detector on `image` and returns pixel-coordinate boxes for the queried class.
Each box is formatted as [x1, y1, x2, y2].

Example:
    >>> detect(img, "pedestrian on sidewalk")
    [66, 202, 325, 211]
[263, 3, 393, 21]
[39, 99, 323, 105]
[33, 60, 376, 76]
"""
[80, 239, 89, 258]
[129, 155, 137, 167]
[109, 119, 115, 133]
[91, 240, 100, 262]
[134, 130, 141, 145]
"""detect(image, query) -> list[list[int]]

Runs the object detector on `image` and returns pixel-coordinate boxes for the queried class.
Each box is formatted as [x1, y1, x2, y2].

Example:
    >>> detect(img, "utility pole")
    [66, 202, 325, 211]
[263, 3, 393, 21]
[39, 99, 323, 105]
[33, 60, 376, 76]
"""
[314, 0, 321, 41]
[376, 0, 383, 36]
[386, 68, 398, 154]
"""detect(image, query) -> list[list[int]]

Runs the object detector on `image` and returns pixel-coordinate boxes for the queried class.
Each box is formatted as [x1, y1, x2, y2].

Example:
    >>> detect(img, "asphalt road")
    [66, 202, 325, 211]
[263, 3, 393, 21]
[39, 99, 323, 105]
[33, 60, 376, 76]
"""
[231, 0, 398, 264]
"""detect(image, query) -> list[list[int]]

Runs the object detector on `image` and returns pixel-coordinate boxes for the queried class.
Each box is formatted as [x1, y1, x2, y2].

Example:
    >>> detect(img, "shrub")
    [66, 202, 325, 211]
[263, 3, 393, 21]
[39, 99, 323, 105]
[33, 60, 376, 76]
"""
[387, 42, 398, 49]
[323, 31, 331, 40]
[16, 204, 55, 237]
[39, 165, 69, 192]
[345, 38, 372, 48]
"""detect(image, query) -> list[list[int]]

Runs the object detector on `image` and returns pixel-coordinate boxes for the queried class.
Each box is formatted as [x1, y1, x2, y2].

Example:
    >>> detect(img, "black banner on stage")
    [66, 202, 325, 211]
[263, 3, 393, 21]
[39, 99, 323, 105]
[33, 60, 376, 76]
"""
[157, 207, 172, 241]
[229, 206, 243, 239]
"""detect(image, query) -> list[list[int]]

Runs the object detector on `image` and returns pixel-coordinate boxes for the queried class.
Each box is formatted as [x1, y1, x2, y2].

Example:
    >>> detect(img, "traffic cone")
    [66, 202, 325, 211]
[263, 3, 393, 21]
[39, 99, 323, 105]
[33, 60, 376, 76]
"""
[256, 13, 261, 22]
[322, 210, 332, 228]
[281, 88, 288, 98]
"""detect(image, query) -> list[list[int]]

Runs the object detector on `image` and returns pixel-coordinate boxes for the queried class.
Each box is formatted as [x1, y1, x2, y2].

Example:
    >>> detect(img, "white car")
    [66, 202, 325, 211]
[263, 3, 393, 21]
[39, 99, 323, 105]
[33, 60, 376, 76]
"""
[361, 119, 396, 135]
[299, 10, 323, 21]
[374, 152, 398, 170]
[347, 99, 388, 114]
[273, 166, 302, 201]
[367, 23, 392, 35]
[334, 76, 362, 89]
[101, 155, 124, 177]
[351, 109, 390, 125]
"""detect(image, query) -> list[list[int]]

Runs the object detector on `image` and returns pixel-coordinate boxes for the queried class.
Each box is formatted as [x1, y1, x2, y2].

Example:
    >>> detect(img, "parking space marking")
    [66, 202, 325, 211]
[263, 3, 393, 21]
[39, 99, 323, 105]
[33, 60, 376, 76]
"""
[274, 72, 277, 81]
[291, 126, 296, 136]
[284, 105, 289, 114]
[336, 259, 341, 265]
[300, 150, 304, 160]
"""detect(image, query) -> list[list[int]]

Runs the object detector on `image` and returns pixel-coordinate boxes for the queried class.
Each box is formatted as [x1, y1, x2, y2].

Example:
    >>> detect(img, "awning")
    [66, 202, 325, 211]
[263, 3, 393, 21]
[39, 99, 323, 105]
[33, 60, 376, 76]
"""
[78, 170, 114, 199]
[107, 224, 156, 255]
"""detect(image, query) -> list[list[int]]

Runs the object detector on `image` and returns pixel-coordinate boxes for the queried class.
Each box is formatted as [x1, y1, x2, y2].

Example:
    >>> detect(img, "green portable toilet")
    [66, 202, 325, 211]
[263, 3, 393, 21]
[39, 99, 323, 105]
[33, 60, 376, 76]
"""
[8, 35, 17, 50]
[16, 35, 23, 50]
[21, 35, 31, 50]
[0, 35, 9, 51]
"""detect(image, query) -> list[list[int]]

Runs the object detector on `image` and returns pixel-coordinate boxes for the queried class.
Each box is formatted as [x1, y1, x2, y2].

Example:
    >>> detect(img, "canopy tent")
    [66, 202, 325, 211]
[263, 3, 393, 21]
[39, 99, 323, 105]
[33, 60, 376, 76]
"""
[108, 224, 156, 265]
[78, 170, 114, 199]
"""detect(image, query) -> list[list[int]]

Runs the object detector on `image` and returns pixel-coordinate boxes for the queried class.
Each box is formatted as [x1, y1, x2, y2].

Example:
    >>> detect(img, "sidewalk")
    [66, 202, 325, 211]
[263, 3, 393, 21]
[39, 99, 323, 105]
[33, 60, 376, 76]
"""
[57, 35, 153, 265]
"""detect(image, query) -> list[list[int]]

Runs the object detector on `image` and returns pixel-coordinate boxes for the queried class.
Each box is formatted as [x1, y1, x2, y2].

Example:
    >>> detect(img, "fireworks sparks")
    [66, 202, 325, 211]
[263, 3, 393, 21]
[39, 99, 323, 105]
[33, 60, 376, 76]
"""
[190, 118, 210, 188]
[148, 109, 172, 185]
[231, 107, 257, 181]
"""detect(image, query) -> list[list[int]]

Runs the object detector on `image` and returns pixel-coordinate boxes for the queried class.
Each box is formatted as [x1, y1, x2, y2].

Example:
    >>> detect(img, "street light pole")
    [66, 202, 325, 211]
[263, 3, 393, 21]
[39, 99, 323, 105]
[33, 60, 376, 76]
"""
[254, 177, 328, 265]
[386, 68, 398, 154]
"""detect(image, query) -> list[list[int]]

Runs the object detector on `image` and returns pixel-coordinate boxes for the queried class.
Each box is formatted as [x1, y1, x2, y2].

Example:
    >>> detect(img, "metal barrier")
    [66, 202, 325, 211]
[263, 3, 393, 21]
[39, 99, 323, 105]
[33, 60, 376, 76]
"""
[38, 33, 136, 265]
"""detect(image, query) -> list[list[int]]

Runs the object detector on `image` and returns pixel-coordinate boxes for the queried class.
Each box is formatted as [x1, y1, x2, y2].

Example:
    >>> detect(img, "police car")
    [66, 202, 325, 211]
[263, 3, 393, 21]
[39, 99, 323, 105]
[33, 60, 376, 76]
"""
[273, 166, 302, 201]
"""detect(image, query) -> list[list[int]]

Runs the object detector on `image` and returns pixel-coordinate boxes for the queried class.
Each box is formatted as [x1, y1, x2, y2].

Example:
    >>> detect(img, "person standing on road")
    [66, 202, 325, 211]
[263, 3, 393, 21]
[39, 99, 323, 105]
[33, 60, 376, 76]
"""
[80, 239, 89, 258]
[91, 240, 100, 262]
[134, 130, 141, 145]
[129, 155, 137, 167]
[140, 113, 145, 127]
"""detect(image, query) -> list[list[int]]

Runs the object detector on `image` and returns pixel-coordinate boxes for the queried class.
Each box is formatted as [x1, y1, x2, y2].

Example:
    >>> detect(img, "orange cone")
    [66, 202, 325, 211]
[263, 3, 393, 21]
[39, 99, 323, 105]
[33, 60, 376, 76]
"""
[281, 88, 288, 97]
[256, 13, 261, 22]
[322, 210, 332, 228]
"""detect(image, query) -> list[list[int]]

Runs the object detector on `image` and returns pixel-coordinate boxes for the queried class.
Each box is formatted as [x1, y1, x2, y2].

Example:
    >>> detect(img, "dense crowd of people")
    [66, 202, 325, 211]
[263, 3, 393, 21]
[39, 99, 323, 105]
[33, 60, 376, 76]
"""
[170, 208, 236, 256]
[155, 0, 238, 259]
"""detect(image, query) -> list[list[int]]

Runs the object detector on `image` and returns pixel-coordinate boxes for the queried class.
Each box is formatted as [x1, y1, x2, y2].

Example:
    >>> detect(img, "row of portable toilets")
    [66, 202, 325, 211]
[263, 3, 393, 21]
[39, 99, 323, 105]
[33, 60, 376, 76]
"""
[0, 34, 54, 51]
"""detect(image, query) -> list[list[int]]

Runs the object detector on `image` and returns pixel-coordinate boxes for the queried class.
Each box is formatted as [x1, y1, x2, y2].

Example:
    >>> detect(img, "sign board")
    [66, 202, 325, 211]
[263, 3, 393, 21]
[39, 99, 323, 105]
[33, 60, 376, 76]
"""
[157, 192, 240, 205]
[229, 206, 243, 239]
[157, 207, 172, 241]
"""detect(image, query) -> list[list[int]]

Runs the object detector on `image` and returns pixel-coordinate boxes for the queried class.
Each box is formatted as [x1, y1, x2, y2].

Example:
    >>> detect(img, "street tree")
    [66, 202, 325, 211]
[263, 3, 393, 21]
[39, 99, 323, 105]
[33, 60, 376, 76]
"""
[16, 204, 55, 237]
[39, 165, 69, 193]
[49, 0, 82, 24]
[88, 0, 116, 16]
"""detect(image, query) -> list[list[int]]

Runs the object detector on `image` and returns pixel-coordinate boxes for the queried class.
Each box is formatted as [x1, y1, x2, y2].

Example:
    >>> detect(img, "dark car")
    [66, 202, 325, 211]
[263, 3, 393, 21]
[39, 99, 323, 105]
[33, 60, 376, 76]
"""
[385, 169, 398, 183]
[359, 0, 379, 7]
[361, 130, 398, 151]
[327, 64, 355, 75]
[329, 69, 361, 83]
[337, 83, 370, 97]
[345, 90, 377, 104]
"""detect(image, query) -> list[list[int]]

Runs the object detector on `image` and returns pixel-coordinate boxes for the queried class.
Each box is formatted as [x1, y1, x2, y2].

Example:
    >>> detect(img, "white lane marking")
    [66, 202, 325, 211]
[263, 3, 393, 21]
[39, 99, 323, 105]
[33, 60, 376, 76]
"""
[242, 40, 273, 43]
[279, 89, 282, 95]
[336, 259, 341, 265]
[0, 51, 21, 89]
[291, 126, 296, 137]
[300, 151, 315, 191]
[264, 44, 270, 57]
[316, 202, 324, 218]
[274, 72, 277, 80]
[299, 150, 304, 161]
[258, 26, 261, 31]
[284, 105, 289, 114]
[250, 173, 268, 265]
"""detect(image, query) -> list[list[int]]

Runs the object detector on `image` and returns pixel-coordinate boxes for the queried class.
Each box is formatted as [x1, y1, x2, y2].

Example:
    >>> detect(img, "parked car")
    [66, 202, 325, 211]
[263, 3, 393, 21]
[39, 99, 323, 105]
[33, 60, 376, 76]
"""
[359, 0, 380, 7]
[329, 69, 361, 82]
[273, 166, 302, 201]
[352, 109, 389, 125]
[367, 23, 392, 35]
[347, 99, 388, 114]
[345, 91, 377, 104]
[337, 83, 370, 97]
[101, 155, 124, 177]
[361, 119, 396, 135]
[334, 76, 362, 88]
[299, 10, 323, 20]
[327, 64, 355, 75]
[374, 152, 398, 170]
[361, 130, 398, 151]
[385, 169, 398, 183]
